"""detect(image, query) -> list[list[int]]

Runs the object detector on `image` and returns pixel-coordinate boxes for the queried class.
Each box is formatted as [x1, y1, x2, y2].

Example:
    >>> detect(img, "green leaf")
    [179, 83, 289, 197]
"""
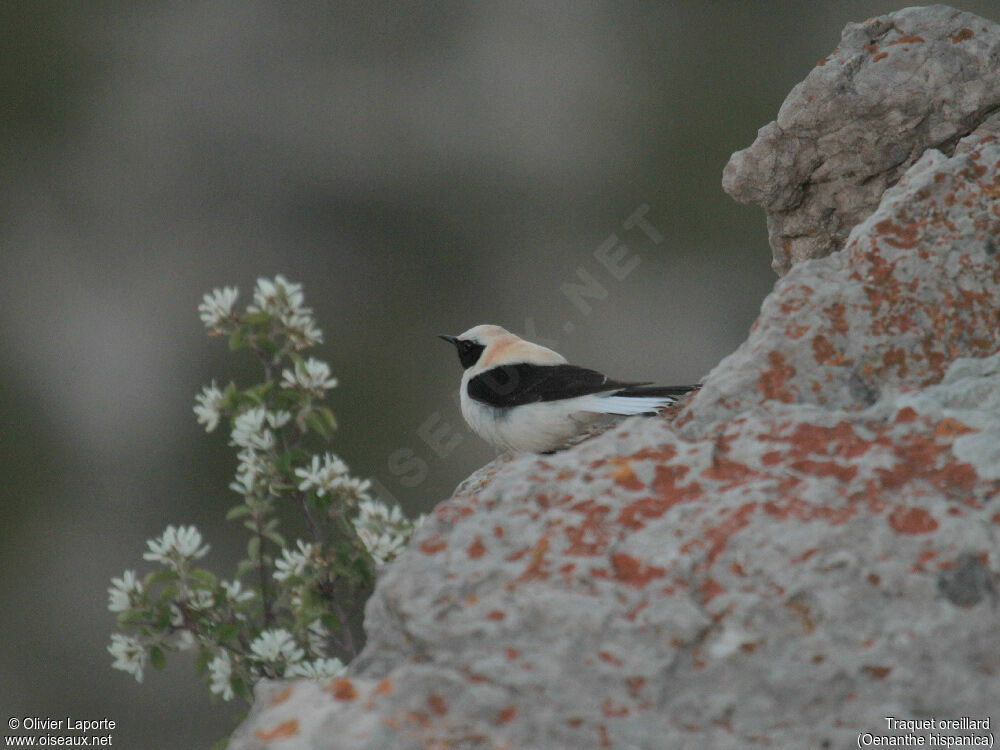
[319, 407, 338, 434]
[188, 568, 218, 589]
[305, 411, 330, 439]
[263, 529, 286, 548]
[235, 559, 255, 579]
[247, 536, 260, 561]
[214, 622, 241, 644]
[144, 569, 180, 587]
[243, 310, 272, 326]
[228, 327, 246, 351]
[150, 646, 166, 671]
[225, 504, 252, 521]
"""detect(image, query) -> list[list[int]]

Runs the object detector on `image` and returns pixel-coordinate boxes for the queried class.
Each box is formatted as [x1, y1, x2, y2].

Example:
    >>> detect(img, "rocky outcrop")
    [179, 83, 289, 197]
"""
[723, 4, 1000, 274]
[231, 6, 1000, 749]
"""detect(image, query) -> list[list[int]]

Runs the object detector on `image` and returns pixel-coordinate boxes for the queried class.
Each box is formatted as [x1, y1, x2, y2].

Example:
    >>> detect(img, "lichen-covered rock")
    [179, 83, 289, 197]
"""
[230, 9, 1000, 749]
[723, 5, 1000, 274]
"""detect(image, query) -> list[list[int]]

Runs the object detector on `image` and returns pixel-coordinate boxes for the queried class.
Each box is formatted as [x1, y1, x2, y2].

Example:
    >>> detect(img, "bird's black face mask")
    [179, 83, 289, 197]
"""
[439, 335, 485, 369]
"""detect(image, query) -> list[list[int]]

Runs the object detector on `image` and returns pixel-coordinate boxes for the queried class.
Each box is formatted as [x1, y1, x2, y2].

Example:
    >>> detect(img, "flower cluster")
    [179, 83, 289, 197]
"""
[108, 277, 424, 711]
[353, 499, 427, 567]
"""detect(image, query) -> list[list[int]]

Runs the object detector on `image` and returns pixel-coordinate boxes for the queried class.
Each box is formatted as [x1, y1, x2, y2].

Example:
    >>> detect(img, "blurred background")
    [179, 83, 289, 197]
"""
[3, 2, 997, 747]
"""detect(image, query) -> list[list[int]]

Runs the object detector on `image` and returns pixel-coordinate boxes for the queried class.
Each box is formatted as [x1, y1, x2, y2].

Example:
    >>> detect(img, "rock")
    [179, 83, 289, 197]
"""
[230, 8, 1000, 749]
[723, 5, 1000, 274]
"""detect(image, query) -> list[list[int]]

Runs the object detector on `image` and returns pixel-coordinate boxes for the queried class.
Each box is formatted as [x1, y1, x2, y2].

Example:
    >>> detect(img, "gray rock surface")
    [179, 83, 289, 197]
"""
[723, 4, 1000, 274]
[231, 7, 1000, 749]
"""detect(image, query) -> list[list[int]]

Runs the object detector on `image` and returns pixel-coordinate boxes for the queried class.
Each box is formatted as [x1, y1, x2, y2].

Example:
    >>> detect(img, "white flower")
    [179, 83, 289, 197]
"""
[193, 382, 226, 432]
[267, 410, 292, 429]
[142, 525, 210, 568]
[250, 628, 304, 666]
[107, 570, 142, 613]
[248, 276, 304, 317]
[230, 408, 275, 452]
[353, 499, 424, 566]
[286, 657, 347, 679]
[187, 589, 215, 611]
[284, 312, 323, 348]
[208, 651, 234, 701]
[108, 634, 147, 683]
[198, 287, 238, 331]
[357, 528, 406, 566]
[281, 358, 338, 394]
[306, 620, 329, 655]
[221, 579, 254, 603]
[273, 540, 315, 582]
[172, 630, 197, 652]
[294, 454, 370, 505]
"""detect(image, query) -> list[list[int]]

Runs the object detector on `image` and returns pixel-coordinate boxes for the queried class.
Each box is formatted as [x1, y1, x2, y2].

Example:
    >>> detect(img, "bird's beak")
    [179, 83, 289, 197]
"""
[438, 334, 459, 346]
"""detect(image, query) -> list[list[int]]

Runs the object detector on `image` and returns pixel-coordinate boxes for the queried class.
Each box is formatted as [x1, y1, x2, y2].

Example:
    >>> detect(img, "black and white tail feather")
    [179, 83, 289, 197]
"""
[439, 324, 699, 453]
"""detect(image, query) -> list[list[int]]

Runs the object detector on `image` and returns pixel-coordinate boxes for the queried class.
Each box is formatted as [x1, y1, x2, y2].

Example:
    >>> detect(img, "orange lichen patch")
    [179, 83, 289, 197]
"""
[255, 720, 299, 740]
[373, 677, 394, 696]
[406, 711, 431, 728]
[762, 495, 857, 525]
[787, 597, 816, 634]
[601, 698, 630, 717]
[887, 506, 938, 534]
[864, 43, 880, 54]
[992, 511, 1000, 524]
[564, 500, 613, 556]
[702, 455, 757, 485]
[951, 28, 974, 42]
[811, 334, 839, 365]
[493, 525, 505, 538]
[505, 647, 521, 660]
[419, 536, 447, 555]
[889, 35, 925, 44]
[268, 686, 294, 706]
[598, 650, 623, 667]
[610, 460, 645, 490]
[876, 434, 979, 496]
[515, 534, 551, 582]
[792, 548, 819, 563]
[882, 347, 908, 375]
[873, 52, 888, 62]
[497, 705, 518, 724]
[610, 552, 667, 587]
[933, 417, 976, 438]
[786, 322, 810, 339]
[325, 678, 359, 701]
[895, 406, 919, 423]
[758, 350, 797, 402]
[874, 218, 922, 249]
[740, 641, 759, 654]
[487, 609, 506, 620]
[703, 503, 758, 566]
[911, 546, 938, 572]
[567, 717, 585, 728]
[467, 536, 486, 559]
[789, 458, 858, 482]
[427, 694, 448, 716]
[625, 676, 647, 699]
[861, 665, 893, 679]
[702, 578, 725, 604]
[464, 593, 479, 606]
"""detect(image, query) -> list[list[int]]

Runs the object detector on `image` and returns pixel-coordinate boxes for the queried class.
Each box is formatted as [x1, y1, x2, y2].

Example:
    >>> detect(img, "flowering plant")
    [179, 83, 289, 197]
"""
[107, 276, 423, 704]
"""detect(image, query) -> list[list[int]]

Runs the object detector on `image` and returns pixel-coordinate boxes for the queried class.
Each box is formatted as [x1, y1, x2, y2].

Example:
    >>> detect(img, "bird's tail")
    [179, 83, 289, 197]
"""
[616, 384, 701, 399]
[594, 384, 700, 416]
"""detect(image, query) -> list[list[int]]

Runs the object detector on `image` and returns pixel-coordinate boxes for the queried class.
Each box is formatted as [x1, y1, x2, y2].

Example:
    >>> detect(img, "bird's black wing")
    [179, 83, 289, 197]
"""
[467, 364, 643, 409]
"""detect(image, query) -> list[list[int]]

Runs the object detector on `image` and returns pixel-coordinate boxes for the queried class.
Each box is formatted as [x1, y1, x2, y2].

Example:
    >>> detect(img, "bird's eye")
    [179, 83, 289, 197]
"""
[456, 339, 485, 369]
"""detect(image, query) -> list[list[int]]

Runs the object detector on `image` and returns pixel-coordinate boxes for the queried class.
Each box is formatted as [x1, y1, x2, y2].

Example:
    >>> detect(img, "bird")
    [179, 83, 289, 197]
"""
[439, 324, 699, 453]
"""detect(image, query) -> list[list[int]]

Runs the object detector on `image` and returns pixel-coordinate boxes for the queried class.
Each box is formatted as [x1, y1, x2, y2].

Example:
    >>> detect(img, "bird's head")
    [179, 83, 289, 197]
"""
[438, 324, 509, 369]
